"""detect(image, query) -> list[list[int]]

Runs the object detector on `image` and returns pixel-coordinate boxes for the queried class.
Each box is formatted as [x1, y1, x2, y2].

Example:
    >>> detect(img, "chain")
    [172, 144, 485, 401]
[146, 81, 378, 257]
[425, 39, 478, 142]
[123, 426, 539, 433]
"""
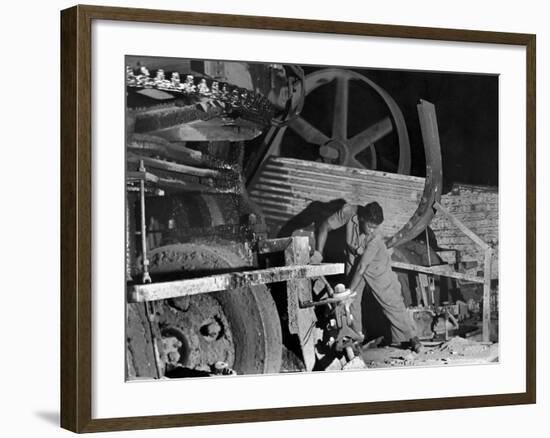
[127, 66, 277, 126]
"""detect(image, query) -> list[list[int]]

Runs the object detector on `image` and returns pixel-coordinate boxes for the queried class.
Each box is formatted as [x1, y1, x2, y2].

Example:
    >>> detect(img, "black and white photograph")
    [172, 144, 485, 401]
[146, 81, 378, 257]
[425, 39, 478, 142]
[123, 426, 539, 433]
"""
[125, 56, 499, 380]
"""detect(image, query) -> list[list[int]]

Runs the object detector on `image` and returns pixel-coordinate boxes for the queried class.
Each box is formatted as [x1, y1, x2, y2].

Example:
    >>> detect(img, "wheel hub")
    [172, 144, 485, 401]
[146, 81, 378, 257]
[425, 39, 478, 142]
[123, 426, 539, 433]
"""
[320, 139, 348, 163]
[158, 293, 236, 374]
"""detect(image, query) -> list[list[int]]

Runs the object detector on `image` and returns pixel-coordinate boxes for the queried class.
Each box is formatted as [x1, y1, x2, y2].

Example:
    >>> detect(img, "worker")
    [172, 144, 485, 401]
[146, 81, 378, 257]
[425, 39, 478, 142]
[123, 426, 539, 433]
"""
[311, 201, 422, 353]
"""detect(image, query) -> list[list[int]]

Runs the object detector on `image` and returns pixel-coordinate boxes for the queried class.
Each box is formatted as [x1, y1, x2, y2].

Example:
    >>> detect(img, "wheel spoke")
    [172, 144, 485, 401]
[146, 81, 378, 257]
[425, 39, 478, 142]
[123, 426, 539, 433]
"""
[349, 147, 377, 170]
[332, 77, 349, 140]
[347, 156, 365, 169]
[288, 116, 330, 145]
[349, 117, 393, 154]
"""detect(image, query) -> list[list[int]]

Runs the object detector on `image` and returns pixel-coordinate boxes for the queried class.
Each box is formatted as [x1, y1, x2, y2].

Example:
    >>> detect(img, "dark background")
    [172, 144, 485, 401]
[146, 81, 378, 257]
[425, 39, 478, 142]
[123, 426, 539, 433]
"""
[282, 65, 499, 190]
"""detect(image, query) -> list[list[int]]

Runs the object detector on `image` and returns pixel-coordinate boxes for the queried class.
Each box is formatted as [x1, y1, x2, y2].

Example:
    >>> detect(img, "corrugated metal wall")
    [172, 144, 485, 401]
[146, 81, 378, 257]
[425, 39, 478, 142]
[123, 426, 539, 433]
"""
[249, 157, 426, 238]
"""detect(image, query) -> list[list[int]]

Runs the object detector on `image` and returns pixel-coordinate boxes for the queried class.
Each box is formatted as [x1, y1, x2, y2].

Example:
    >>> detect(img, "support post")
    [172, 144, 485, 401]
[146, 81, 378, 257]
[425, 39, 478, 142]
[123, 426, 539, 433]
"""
[285, 236, 318, 371]
[418, 274, 430, 306]
[138, 160, 151, 284]
[482, 248, 493, 342]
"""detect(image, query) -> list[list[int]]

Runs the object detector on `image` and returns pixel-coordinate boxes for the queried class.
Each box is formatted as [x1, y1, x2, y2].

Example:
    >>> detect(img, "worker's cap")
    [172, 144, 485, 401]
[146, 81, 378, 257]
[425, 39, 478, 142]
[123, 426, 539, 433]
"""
[357, 201, 384, 225]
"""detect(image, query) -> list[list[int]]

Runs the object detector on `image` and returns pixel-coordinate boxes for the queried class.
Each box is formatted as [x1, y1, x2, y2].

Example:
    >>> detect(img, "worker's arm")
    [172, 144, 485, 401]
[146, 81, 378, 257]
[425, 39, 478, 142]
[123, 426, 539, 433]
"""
[311, 204, 355, 264]
[349, 238, 379, 291]
[313, 220, 330, 258]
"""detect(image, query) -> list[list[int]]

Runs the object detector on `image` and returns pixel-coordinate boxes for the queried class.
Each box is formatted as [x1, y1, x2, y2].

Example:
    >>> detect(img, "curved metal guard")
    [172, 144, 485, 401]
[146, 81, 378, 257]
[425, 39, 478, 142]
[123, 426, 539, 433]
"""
[386, 100, 443, 248]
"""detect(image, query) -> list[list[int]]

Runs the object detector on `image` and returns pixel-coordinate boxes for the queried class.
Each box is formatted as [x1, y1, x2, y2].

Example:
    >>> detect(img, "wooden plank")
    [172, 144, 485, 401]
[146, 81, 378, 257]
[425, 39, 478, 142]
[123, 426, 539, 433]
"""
[129, 263, 344, 302]
[391, 261, 484, 283]
[434, 201, 490, 250]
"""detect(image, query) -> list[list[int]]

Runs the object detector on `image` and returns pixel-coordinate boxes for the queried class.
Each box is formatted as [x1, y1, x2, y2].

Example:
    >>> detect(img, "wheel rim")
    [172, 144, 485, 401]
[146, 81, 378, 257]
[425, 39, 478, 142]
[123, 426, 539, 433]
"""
[271, 68, 411, 174]
[147, 243, 283, 376]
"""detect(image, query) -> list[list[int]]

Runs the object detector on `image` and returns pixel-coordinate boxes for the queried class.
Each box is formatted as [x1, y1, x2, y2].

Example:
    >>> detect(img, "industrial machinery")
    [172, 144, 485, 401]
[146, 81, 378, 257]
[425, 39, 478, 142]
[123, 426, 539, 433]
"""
[125, 58, 495, 379]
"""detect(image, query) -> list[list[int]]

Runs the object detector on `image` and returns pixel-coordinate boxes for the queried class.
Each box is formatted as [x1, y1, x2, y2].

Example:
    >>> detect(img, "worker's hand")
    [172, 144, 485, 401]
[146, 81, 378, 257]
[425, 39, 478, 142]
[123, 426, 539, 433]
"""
[310, 250, 323, 264]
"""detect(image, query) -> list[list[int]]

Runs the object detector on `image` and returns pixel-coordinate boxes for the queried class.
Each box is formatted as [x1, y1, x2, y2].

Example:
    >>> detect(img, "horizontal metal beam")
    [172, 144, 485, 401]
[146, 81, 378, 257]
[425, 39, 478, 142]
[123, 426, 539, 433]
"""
[391, 261, 484, 283]
[129, 263, 344, 302]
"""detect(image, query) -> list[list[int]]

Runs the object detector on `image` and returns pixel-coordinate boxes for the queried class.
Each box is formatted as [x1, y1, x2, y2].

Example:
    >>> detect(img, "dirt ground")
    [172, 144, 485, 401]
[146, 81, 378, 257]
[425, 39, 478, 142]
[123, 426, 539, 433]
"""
[354, 337, 498, 370]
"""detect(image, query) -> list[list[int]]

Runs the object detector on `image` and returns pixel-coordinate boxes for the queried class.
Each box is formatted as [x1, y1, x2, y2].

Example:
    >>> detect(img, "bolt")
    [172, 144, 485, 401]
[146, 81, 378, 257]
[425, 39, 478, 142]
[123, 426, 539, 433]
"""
[201, 319, 222, 338]
[167, 351, 180, 363]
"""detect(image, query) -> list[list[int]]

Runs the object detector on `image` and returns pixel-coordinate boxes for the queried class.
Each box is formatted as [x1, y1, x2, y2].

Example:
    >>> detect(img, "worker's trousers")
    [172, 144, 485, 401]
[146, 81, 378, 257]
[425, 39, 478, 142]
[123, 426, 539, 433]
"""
[350, 275, 416, 344]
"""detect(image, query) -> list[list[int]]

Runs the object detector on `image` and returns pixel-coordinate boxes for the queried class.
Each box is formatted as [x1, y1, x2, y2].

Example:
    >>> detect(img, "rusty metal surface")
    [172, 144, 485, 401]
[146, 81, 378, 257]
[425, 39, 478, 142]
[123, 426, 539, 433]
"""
[129, 263, 344, 303]
[248, 156, 426, 239]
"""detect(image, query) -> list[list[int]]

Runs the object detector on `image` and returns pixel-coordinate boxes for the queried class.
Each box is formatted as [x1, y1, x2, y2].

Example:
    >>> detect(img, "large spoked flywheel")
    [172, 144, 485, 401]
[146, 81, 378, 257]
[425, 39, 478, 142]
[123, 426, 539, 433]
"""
[271, 68, 411, 174]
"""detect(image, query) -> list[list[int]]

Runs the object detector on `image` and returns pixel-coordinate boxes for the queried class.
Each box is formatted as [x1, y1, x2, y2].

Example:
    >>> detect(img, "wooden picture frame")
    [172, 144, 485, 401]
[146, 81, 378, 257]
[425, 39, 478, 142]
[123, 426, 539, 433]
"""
[60, 4, 536, 433]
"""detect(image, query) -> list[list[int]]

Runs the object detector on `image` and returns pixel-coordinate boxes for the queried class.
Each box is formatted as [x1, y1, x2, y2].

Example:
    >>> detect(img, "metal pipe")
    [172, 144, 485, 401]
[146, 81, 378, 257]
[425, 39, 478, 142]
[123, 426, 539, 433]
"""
[139, 160, 151, 284]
